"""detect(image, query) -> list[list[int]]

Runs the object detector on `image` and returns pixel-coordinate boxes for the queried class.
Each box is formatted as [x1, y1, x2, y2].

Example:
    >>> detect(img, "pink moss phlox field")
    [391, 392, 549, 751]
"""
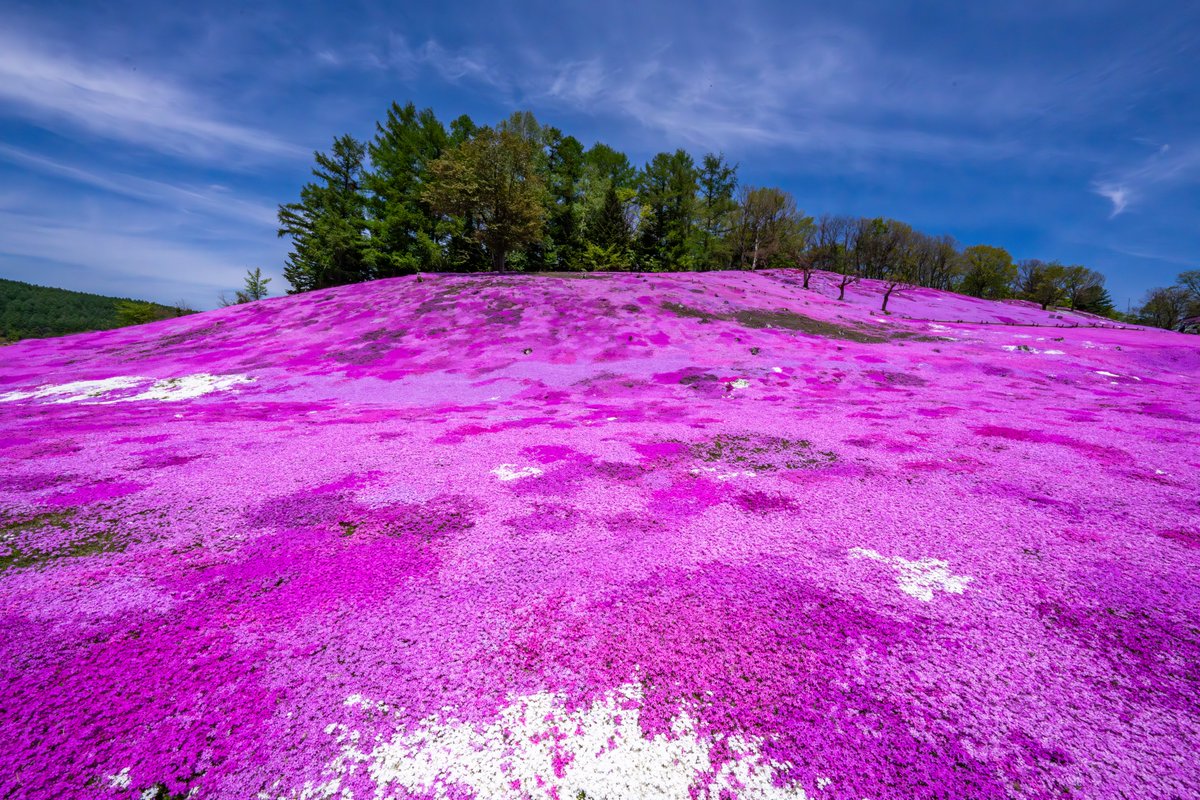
[1, 270, 1198, 799]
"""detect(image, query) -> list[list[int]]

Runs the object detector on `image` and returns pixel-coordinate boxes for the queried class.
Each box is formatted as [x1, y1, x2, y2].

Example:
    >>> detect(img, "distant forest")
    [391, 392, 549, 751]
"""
[271, 102, 1198, 324]
[0, 279, 193, 343]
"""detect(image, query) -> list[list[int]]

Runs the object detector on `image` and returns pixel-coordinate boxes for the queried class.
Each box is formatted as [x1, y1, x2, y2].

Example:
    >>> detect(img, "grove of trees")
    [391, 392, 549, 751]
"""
[274, 101, 1172, 323]
[1, 279, 193, 342]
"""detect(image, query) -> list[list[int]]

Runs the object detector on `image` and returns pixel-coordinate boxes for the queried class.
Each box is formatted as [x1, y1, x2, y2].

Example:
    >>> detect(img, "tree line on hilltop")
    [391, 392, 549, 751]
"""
[0, 278, 194, 343]
[267, 101, 1193, 328]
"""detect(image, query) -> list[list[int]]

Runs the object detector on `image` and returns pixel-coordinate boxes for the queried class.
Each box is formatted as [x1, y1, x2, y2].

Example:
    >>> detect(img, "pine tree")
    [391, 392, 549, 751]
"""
[696, 153, 738, 269]
[636, 150, 698, 271]
[237, 268, 271, 303]
[277, 135, 371, 292]
[364, 102, 448, 277]
[542, 128, 586, 270]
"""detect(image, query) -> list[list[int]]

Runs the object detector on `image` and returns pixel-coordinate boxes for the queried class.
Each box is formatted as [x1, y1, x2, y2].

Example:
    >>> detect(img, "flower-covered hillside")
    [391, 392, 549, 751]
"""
[1, 270, 1198, 800]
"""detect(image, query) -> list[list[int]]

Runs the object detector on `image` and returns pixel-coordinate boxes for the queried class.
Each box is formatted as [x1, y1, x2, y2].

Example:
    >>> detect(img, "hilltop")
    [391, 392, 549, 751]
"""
[0, 271, 1197, 799]
[0, 278, 191, 343]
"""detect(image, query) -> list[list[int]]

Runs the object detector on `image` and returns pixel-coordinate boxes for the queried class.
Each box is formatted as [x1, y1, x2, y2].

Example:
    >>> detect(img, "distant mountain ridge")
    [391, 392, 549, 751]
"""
[0, 278, 190, 343]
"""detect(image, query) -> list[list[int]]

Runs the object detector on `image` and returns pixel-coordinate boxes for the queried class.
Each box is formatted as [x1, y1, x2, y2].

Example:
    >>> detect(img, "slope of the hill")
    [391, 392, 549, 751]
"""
[0, 271, 1197, 800]
[0, 277, 190, 342]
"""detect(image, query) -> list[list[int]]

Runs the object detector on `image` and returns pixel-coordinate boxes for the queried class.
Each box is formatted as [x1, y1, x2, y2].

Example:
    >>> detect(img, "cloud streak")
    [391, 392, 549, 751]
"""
[1092, 143, 1200, 216]
[0, 33, 305, 163]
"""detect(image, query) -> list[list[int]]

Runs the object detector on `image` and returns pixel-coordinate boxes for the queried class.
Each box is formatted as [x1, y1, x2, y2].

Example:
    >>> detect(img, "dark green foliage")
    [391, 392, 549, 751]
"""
[364, 102, 449, 277]
[960, 244, 1016, 300]
[637, 150, 699, 271]
[541, 127, 587, 270]
[695, 153, 738, 269]
[267, 100, 1119, 302]
[423, 125, 547, 272]
[221, 268, 272, 306]
[278, 134, 371, 292]
[587, 183, 633, 256]
[0, 279, 192, 342]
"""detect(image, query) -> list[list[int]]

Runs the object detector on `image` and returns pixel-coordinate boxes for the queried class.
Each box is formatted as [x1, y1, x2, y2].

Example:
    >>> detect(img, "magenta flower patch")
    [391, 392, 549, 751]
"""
[1, 270, 1197, 799]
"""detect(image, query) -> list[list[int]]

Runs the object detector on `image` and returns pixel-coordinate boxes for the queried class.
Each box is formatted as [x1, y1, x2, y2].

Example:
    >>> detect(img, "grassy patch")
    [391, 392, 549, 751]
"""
[690, 434, 838, 471]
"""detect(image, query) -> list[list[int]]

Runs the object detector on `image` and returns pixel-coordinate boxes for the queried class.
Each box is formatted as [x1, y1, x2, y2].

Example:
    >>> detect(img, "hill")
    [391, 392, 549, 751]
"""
[0, 271, 1197, 799]
[0, 278, 189, 342]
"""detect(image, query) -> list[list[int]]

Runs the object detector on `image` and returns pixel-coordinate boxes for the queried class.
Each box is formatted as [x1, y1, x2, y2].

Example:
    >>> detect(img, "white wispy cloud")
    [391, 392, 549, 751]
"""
[1091, 142, 1200, 216]
[0, 144, 278, 226]
[0, 33, 305, 163]
[318, 34, 506, 90]
[1094, 182, 1130, 216]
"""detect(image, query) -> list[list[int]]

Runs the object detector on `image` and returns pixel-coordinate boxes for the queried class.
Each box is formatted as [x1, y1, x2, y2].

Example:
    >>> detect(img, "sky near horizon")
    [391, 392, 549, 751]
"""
[0, 0, 1197, 310]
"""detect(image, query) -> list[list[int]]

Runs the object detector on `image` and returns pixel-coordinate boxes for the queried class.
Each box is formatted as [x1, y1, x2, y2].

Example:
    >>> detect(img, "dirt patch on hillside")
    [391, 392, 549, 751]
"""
[733, 310, 887, 343]
[662, 301, 885, 343]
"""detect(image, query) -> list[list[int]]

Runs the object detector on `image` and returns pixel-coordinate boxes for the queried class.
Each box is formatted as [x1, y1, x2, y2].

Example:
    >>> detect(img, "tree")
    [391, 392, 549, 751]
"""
[364, 102, 448, 277]
[423, 126, 547, 272]
[960, 244, 1016, 299]
[1138, 286, 1190, 330]
[588, 182, 633, 255]
[240, 268, 271, 302]
[115, 300, 163, 326]
[834, 217, 862, 301]
[636, 150, 698, 271]
[1032, 263, 1068, 310]
[1061, 265, 1105, 310]
[278, 134, 371, 292]
[731, 186, 800, 270]
[695, 153, 738, 270]
[1175, 270, 1200, 317]
[542, 127, 586, 269]
[879, 226, 928, 313]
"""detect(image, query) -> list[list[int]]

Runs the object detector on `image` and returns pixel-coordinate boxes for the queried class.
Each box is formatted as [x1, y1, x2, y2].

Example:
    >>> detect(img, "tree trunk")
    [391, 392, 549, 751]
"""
[838, 280, 847, 301]
[490, 246, 506, 273]
[882, 285, 893, 313]
[802, 270, 810, 289]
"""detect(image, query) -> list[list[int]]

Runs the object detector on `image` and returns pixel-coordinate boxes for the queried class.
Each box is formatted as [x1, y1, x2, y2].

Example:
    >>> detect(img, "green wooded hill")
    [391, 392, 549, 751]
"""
[0, 279, 192, 343]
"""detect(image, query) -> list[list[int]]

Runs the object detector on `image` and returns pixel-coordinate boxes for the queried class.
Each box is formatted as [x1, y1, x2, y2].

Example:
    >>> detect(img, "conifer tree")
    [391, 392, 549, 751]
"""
[364, 102, 448, 277]
[636, 150, 698, 271]
[277, 135, 370, 292]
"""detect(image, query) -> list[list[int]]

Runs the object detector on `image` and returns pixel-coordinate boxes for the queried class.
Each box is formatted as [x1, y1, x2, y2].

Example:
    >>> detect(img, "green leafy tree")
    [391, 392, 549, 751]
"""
[731, 186, 802, 270]
[278, 134, 371, 292]
[115, 300, 163, 326]
[364, 102, 448, 276]
[1032, 262, 1068, 310]
[1061, 265, 1105, 310]
[959, 244, 1016, 299]
[423, 126, 547, 272]
[1138, 286, 1191, 329]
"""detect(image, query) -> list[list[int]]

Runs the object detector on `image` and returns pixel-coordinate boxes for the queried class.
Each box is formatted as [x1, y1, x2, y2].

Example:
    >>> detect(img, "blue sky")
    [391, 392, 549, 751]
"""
[1, 0, 1197, 310]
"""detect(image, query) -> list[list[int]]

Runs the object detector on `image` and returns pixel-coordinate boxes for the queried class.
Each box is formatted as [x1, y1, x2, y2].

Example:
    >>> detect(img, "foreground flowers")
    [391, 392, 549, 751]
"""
[0, 271, 1197, 799]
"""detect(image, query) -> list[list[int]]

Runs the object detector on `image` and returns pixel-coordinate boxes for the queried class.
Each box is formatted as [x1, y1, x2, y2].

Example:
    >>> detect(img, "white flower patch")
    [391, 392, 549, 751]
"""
[288, 684, 810, 800]
[849, 547, 972, 602]
[690, 466, 756, 481]
[772, 367, 784, 373]
[0, 376, 144, 403]
[0, 373, 254, 404]
[117, 373, 255, 402]
[729, 379, 751, 390]
[1001, 345, 1062, 355]
[491, 464, 544, 481]
[107, 767, 133, 790]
